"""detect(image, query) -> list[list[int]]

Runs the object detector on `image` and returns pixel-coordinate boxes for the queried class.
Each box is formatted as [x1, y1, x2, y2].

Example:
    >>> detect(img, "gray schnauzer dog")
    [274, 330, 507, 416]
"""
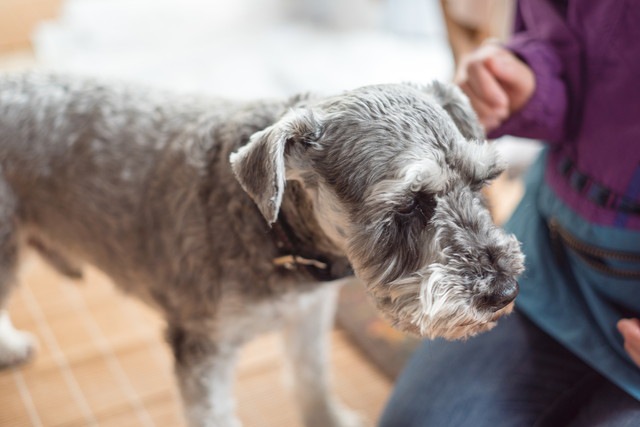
[0, 73, 523, 427]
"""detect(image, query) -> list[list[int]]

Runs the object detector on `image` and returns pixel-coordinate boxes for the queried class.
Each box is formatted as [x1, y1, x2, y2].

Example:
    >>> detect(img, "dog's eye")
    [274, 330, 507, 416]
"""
[471, 179, 489, 191]
[416, 193, 437, 221]
[472, 167, 503, 191]
[396, 193, 437, 225]
[397, 199, 418, 216]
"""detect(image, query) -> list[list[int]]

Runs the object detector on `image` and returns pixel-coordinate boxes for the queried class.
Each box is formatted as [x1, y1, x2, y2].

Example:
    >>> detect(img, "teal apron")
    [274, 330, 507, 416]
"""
[506, 150, 640, 400]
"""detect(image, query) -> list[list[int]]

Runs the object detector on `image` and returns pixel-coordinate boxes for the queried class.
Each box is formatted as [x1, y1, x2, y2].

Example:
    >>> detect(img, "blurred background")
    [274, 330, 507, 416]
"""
[0, 1, 539, 426]
[2, 0, 454, 97]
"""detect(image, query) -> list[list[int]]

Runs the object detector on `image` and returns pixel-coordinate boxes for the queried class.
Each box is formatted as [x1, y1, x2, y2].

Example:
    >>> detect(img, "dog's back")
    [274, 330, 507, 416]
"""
[0, 73, 285, 293]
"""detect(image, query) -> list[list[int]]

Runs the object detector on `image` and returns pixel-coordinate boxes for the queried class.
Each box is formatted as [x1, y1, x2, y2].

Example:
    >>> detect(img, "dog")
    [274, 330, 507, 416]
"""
[0, 73, 524, 427]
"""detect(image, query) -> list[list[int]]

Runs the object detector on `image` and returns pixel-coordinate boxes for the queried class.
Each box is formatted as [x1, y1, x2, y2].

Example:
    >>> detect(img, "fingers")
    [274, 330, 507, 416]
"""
[485, 53, 536, 113]
[455, 44, 536, 130]
[456, 46, 510, 132]
[618, 318, 640, 367]
[458, 81, 505, 132]
[466, 61, 509, 111]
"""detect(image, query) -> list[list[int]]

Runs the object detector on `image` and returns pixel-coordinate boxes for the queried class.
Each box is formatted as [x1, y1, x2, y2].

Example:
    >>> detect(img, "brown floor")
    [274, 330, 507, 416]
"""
[1, 253, 392, 427]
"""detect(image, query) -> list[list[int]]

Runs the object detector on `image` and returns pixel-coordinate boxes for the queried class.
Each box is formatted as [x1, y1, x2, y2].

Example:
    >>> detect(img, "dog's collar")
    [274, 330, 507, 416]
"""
[270, 213, 353, 282]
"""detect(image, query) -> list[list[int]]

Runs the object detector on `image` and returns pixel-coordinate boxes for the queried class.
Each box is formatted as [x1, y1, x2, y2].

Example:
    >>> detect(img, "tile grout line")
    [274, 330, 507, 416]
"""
[11, 368, 44, 427]
[119, 300, 184, 409]
[62, 283, 155, 427]
[19, 283, 99, 427]
[126, 320, 184, 411]
[121, 303, 168, 367]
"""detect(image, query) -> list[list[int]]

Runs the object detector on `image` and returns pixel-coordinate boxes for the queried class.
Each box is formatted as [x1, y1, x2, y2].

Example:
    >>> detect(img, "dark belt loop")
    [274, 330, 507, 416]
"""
[558, 157, 573, 177]
[587, 183, 611, 208]
[559, 156, 640, 215]
[569, 170, 589, 194]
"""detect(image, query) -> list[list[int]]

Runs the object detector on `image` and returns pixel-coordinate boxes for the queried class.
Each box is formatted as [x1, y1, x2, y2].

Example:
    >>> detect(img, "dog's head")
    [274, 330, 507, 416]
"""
[230, 82, 524, 340]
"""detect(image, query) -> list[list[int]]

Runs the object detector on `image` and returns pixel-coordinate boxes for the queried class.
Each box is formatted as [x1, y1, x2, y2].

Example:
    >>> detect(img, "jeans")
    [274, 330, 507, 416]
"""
[378, 310, 640, 427]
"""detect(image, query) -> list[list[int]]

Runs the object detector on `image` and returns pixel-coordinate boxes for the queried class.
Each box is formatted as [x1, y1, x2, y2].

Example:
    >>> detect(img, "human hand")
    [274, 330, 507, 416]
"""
[618, 318, 640, 368]
[455, 43, 535, 132]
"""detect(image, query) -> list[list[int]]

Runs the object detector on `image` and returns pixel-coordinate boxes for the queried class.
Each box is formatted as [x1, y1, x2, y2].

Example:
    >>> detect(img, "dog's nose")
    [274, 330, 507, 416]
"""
[477, 279, 519, 311]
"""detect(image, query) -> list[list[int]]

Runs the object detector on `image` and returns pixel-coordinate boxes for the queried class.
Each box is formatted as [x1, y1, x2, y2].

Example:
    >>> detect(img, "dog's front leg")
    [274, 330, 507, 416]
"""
[167, 325, 241, 427]
[282, 284, 364, 427]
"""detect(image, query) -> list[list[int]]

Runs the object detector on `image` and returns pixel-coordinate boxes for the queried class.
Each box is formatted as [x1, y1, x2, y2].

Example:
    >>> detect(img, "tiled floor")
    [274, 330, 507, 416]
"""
[1, 253, 391, 427]
[0, 49, 37, 72]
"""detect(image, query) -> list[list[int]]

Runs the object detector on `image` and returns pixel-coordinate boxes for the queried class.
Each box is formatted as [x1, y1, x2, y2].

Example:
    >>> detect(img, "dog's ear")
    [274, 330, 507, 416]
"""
[229, 109, 320, 225]
[423, 81, 485, 140]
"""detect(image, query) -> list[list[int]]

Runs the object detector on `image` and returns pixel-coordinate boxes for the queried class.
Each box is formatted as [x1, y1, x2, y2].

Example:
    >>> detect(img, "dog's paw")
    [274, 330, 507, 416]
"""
[0, 313, 37, 368]
[329, 403, 365, 427]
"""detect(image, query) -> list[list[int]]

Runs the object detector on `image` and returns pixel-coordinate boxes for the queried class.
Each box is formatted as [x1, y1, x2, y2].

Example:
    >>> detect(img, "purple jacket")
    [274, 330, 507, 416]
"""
[490, 0, 640, 229]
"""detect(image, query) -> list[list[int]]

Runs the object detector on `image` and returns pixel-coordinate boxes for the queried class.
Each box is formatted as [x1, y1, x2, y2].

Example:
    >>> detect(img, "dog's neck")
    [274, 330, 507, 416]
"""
[272, 181, 352, 281]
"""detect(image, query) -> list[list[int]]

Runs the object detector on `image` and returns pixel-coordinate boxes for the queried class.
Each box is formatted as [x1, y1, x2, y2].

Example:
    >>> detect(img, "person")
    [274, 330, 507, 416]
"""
[379, 1, 640, 425]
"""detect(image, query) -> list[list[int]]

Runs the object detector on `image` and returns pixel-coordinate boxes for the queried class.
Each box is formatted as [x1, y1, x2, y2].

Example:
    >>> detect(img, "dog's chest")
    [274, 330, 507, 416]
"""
[216, 285, 335, 343]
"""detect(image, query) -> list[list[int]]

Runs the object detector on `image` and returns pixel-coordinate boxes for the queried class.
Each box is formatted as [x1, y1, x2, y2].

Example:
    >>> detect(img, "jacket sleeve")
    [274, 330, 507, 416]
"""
[488, 0, 583, 144]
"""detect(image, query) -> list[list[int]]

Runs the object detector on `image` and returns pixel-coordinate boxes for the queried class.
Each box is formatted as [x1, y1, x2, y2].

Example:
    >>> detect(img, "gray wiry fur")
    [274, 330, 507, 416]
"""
[0, 73, 523, 426]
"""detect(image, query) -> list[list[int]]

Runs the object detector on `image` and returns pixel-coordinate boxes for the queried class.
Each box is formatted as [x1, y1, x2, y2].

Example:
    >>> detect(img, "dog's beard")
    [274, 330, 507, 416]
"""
[367, 263, 515, 340]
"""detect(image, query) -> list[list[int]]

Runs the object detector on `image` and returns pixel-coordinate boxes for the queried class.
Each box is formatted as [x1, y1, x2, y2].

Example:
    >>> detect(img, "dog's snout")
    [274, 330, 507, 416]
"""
[477, 279, 519, 311]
